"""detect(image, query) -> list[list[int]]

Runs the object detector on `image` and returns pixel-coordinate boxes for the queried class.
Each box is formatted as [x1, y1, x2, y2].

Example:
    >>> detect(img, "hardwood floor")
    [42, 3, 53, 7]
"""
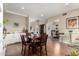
[5, 38, 78, 56]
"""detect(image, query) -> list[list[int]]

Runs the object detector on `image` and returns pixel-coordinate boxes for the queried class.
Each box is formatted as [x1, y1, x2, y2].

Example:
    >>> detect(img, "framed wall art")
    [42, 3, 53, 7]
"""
[14, 22, 19, 27]
[66, 16, 79, 29]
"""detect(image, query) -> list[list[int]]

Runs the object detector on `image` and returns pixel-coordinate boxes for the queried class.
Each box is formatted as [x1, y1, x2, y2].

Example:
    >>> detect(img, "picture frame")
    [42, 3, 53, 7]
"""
[66, 16, 79, 29]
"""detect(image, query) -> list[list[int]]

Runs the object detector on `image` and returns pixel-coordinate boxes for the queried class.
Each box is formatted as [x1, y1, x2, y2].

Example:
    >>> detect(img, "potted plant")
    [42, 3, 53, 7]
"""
[70, 49, 79, 56]
[3, 19, 8, 38]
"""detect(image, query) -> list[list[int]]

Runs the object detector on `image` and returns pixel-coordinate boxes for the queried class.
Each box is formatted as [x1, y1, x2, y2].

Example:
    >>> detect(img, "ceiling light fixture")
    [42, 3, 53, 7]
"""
[41, 14, 44, 17]
[65, 3, 69, 5]
[55, 19, 60, 22]
[21, 7, 24, 9]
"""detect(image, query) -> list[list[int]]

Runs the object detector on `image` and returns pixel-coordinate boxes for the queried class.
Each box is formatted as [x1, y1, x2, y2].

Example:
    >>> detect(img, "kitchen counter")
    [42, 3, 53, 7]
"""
[4, 33, 26, 45]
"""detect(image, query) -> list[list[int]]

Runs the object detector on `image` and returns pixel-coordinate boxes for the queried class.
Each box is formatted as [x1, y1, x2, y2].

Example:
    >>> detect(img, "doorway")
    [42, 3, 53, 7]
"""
[40, 24, 45, 35]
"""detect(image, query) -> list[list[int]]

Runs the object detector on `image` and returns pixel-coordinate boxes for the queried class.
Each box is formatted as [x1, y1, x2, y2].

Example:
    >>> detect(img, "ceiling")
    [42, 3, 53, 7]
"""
[4, 3, 79, 20]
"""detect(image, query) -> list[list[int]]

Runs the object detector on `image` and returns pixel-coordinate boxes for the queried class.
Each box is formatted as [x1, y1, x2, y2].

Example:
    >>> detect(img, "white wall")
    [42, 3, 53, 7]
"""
[0, 5, 5, 55]
[3, 13, 29, 45]
[47, 8, 79, 43]
[4, 13, 29, 33]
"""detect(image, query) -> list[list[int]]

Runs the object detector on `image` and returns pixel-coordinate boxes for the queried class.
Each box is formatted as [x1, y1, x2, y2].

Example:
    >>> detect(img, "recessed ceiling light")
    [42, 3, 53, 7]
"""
[55, 19, 60, 22]
[21, 7, 24, 9]
[65, 3, 69, 5]
[41, 14, 44, 17]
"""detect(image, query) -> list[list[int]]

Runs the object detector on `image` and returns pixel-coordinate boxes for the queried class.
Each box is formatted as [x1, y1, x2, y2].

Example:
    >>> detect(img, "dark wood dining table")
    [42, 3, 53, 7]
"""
[28, 36, 41, 54]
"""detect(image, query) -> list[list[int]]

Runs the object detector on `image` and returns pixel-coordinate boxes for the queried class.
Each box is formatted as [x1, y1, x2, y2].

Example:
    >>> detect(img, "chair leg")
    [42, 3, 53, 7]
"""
[21, 44, 24, 56]
[28, 46, 31, 56]
[45, 45, 47, 56]
[24, 45, 26, 56]
[40, 46, 42, 56]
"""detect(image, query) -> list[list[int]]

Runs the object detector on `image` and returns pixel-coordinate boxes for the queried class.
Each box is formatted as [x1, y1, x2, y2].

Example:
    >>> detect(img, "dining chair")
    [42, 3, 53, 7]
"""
[21, 35, 32, 56]
[40, 34, 48, 55]
[35, 34, 48, 56]
[27, 37, 33, 55]
[20, 35, 27, 56]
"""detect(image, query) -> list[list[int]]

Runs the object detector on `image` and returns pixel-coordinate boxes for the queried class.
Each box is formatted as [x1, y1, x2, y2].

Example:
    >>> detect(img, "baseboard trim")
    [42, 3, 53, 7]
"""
[7, 42, 21, 46]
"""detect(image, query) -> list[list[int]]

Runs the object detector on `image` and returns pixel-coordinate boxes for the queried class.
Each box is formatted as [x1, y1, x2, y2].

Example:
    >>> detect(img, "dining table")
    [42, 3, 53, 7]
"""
[27, 35, 41, 55]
